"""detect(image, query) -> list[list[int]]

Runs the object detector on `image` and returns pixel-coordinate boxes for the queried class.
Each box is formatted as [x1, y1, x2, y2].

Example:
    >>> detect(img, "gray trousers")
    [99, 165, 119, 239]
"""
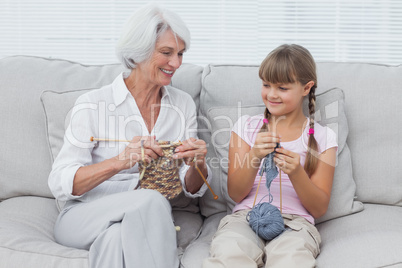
[54, 189, 179, 268]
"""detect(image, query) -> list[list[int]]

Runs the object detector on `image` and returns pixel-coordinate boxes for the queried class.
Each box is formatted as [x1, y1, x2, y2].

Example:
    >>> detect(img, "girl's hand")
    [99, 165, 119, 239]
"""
[115, 136, 163, 170]
[274, 147, 302, 176]
[250, 132, 281, 160]
[173, 137, 207, 166]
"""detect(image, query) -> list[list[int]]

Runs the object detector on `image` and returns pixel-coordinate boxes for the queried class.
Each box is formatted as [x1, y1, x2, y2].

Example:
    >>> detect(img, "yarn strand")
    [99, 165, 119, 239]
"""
[279, 170, 282, 213]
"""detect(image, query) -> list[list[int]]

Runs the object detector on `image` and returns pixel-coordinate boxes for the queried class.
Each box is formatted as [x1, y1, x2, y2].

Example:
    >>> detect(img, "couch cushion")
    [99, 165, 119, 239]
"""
[317, 62, 402, 206]
[316, 204, 402, 268]
[0, 56, 124, 200]
[41, 89, 93, 162]
[180, 212, 226, 268]
[0, 196, 203, 267]
[200, 64, 363, 223]
[198, 65, 262, 217]
[305, 88, 364, 223]
[173, 209, 204, 260]
[0, 196, 88, 268]
[171, 63, 203, 111]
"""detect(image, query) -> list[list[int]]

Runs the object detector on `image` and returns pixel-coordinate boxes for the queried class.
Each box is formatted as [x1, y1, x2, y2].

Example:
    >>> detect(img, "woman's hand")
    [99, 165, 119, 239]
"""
[115, 136, 163, 170]
[250, 132, 281, 160]
[273, 147, 302, 176]
[175, 138, 208, 194]
[173, 137, 207, 166]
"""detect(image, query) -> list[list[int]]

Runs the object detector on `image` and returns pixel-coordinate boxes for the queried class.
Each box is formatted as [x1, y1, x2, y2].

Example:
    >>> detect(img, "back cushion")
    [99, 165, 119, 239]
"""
[0, 56, 123, 200]
[198, 65, 263, 217]
[317, 62, 402, 205]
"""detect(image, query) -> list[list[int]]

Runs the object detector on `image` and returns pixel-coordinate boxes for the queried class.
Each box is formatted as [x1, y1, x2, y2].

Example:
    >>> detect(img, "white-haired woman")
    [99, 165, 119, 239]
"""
[48, 4, 211, 268]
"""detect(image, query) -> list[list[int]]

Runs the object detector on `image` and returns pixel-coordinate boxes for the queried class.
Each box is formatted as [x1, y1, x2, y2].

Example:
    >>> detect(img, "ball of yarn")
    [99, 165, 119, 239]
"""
[248, 203, 285, 241]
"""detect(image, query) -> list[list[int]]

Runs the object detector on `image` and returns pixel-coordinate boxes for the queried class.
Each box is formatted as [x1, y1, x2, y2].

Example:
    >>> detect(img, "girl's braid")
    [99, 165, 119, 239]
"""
[260, 108, 271, 132]
[304, 85, 319, 176]
[309, 86, 316, 130]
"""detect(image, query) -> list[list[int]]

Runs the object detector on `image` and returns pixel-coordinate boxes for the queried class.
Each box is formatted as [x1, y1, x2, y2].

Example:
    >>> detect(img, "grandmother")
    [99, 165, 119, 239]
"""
[48, 3, 212, 268]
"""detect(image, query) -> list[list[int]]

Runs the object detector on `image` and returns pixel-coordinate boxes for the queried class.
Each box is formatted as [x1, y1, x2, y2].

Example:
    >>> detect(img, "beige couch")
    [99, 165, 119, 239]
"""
[0, 55, 401, 268]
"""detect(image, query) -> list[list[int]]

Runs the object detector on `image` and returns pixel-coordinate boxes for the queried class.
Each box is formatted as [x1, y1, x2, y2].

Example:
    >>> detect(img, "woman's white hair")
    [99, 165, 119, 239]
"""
[115, 3, 191, 69]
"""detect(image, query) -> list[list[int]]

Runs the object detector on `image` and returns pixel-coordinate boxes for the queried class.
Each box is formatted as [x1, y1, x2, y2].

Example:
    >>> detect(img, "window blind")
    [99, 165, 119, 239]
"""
[1, 0, 401, 66]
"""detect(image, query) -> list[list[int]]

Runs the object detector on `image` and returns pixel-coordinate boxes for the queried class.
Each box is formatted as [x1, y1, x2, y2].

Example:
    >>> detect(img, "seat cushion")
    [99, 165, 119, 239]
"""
[0, 195, 204, 267]
[0, 196, 88, 268]
[316, 204, 402, 268]
[180, 212, 226, 268]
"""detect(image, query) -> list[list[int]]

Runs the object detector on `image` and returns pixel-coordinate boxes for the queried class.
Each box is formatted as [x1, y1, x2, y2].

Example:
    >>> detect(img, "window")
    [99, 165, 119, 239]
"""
[1, 0, 401, 66]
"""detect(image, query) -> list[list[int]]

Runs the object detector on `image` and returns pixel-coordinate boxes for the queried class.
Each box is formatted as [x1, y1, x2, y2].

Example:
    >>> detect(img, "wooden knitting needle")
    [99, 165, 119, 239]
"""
[276, 143, 283, 213]
[193, 157, 218, 200]
[139, 140, 146, 180]
[90, 136, 130, 143]
[90, 137, 178, 147]
[252, 163, 282, 211]
[279, 170, 282, 213]
[178, 140, 218, 200]
[252, 174, 263, 208]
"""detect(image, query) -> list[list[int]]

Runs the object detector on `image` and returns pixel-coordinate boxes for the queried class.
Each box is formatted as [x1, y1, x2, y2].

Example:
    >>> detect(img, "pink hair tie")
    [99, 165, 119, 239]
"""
[263, 118, 269, 124]
[308, 128, 314, 135]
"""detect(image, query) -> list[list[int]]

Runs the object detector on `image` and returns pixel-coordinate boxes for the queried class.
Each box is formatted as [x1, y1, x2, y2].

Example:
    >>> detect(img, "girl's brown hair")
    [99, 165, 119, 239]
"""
[259, 44, 318, 176]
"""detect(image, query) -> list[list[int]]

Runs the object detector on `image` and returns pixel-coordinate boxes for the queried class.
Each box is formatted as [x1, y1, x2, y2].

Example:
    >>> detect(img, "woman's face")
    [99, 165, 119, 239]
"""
[138, 29, 185, 87]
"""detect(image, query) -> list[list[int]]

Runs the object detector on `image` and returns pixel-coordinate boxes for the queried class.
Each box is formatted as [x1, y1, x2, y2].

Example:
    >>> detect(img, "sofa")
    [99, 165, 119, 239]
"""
[0, 55, 401, 268]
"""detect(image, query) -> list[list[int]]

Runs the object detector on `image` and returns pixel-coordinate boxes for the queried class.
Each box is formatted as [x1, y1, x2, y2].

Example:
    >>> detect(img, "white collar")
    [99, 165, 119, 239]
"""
[112, 72, 171, 107]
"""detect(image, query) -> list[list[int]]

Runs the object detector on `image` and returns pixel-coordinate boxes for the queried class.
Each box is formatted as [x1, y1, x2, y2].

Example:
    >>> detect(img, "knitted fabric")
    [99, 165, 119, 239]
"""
[137, 141, 183, 200]
[259, 143, 281, 203]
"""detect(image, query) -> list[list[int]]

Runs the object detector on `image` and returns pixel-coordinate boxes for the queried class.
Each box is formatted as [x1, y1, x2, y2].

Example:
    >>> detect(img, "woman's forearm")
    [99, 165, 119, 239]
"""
[72, 158, 125, 196]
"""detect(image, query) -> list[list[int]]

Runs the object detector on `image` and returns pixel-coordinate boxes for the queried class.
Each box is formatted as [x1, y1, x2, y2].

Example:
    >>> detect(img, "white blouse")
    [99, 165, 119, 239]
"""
[48, 72, 212, 205]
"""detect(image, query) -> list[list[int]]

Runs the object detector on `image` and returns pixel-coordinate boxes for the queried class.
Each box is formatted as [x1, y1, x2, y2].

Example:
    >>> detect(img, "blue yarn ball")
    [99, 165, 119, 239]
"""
[248, 203, 285, 241]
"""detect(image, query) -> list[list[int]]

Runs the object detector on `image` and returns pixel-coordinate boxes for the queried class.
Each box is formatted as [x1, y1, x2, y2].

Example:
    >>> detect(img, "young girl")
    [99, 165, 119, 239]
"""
[203, 44, 338, 268]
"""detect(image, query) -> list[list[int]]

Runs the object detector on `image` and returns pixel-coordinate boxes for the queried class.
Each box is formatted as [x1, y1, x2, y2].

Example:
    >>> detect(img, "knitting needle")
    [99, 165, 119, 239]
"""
[90, 136, 130, 143]
[90, 137, 179, 147]
[279, 170, 282, 213]
[252, 174, 263, 208]
[139, 140, 146, 180]
[276, 142, 283, 214]
[193, 157, 219, 200]
[178, 140, 218, 200]
[252, 118, 267, 208]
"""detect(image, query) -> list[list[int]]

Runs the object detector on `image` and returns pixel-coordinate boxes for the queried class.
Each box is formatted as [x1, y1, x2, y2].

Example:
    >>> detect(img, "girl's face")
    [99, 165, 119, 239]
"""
[261, 80, 312, 117]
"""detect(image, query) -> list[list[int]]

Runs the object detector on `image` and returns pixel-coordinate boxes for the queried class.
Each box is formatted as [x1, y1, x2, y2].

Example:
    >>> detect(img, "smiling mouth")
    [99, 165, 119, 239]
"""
[160, 68, 174, 75]
[269, 101, 282, 105]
